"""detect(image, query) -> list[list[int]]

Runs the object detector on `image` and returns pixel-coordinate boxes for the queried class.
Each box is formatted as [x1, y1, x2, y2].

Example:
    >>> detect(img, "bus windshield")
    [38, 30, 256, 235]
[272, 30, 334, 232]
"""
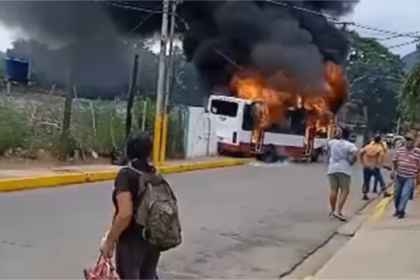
[210, 100, 238, 117]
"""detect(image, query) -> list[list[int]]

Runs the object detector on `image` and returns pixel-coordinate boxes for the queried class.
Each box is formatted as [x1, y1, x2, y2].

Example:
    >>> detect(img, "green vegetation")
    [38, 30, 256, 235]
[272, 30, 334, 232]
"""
[347, 31, 405, 132]
[0, 95, 187, 160]
[399, 56, 420, 129]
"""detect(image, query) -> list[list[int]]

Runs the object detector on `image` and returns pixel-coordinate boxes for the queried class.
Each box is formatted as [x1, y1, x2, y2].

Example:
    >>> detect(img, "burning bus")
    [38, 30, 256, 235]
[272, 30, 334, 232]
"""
[207, 62, 348, 162]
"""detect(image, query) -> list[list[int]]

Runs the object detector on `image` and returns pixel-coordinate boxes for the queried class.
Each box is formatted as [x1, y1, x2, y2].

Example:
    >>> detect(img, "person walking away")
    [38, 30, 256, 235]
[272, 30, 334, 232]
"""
[360, 135, 391, 200]
[369, 134, 388, 193]
[327, 127, 358, 222]
[100, 133, 182, 279]
[391, 132, 420, 219]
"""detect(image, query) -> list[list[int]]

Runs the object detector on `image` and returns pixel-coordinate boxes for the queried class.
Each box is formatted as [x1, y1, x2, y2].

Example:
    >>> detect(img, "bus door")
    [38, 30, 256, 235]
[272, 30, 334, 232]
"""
[208, 97, 241, 145]
[243, 103, 264, 153]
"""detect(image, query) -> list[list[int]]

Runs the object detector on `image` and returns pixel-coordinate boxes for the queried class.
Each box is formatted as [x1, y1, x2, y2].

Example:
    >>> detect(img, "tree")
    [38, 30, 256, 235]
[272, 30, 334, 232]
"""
[399, 59, 420, 128]
[347, 31, 405, 132]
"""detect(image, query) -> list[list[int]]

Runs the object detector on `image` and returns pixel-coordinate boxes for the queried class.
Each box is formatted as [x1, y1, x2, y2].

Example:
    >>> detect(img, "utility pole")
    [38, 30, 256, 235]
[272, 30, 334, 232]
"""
[152, 0, 170, 165]
[59, 68, 74, 161]
[159, 0, 178, 163]
[125, 54, 140, 140]
[340, 22, 349, 31]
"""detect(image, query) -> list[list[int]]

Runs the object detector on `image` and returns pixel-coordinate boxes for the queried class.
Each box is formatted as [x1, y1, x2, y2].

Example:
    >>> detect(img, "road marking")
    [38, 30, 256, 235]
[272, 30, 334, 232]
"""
[0, 159, 253, 192]
[367, 187, 394, 223]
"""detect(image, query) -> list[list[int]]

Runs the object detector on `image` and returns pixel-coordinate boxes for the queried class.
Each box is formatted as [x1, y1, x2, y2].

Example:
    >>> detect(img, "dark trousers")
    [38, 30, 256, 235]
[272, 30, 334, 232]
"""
[373, 168, 386, 192]
[363, 167, 385, 194]
[115, 235, 160, 280]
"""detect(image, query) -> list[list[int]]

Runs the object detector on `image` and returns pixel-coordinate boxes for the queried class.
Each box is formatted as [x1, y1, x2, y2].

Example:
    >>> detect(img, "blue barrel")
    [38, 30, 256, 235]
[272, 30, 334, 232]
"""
[4, 58, 30, 83]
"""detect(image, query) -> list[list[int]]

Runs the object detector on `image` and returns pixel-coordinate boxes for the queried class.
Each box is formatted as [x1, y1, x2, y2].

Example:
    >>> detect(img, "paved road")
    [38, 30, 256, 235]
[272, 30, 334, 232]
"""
[0, 163, 372, 279]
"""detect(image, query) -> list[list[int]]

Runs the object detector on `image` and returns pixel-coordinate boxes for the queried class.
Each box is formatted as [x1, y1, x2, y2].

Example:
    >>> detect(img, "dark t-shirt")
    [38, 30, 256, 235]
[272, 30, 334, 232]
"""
[112, 164, 155, 239]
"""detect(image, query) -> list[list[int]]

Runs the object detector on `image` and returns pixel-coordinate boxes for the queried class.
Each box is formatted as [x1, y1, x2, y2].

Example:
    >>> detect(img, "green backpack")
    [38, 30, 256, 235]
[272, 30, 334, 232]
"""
[128, 167, 182, 251]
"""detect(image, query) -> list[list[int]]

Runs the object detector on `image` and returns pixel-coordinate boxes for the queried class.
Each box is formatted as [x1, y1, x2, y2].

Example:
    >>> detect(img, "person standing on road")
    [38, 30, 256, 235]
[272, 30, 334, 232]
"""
[370, 134, 388, 193]
[360, 135, 391, 200]
[391, 132, 420, 219]
[327, 127, 358, 222]
[101, 133, 161, 279]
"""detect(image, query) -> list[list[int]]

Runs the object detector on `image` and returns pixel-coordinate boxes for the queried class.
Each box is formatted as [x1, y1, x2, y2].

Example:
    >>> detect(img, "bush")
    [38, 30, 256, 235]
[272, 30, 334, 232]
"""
[0, 94, 187, 160]
[0, 104, 31, 154]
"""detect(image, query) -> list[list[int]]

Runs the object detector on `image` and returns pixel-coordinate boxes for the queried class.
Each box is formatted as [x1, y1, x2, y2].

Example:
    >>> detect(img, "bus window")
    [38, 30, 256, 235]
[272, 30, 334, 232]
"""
[242, 104, 255, 131]
[210, 100, 238, 117]
[265, 109, 306, 135]
[287, 109, 306, 135]
[241, 106, 306, 135]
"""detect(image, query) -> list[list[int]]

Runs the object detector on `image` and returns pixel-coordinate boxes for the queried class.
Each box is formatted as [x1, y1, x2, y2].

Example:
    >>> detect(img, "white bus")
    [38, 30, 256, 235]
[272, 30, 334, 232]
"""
[207, 95, 333, 162]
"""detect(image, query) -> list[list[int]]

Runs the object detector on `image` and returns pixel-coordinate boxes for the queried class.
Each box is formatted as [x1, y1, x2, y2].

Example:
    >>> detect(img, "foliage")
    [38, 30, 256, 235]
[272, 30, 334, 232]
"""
[347, 31, 405, 132]
[0, 95, 187, 160]
[399, 59, 420, 128]
[0, 103, 31, 154]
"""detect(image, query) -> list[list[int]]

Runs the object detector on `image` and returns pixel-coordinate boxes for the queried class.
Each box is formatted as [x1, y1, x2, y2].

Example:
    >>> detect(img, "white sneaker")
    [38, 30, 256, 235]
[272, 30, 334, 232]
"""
[332, 212, 347, 222]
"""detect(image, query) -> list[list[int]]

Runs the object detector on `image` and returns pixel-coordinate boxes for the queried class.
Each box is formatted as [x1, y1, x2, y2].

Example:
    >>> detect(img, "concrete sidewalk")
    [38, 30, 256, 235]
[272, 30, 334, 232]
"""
[312, 195, 420, 279]
[0, 157, 251, 192]
[0, 157, 236, 178]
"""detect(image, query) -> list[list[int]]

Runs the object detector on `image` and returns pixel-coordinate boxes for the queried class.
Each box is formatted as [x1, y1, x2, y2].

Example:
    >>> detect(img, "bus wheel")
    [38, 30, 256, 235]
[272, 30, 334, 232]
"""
[310, 149, 321, 163]
[261, 144, 278, 163]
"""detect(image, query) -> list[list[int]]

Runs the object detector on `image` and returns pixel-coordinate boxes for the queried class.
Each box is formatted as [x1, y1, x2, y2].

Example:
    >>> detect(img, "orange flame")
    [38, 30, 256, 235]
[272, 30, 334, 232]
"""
[230, 62, 348, 137]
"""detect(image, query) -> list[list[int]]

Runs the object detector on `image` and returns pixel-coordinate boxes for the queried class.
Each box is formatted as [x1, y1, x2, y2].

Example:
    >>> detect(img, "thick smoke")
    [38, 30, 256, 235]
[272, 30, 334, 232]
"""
[0, 0, 359, 95]
[0, 1, 135, 91]
[182, 0, 358, 90]
[107, 0, 359, 91]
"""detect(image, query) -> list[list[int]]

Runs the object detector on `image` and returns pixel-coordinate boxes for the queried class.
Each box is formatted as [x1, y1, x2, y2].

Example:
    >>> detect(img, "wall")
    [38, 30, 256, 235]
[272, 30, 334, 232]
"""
[184, 106, 218, 159]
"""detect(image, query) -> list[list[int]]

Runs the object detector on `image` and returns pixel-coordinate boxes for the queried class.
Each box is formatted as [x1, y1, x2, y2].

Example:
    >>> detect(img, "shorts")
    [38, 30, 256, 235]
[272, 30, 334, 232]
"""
[328, 173, 351, 191]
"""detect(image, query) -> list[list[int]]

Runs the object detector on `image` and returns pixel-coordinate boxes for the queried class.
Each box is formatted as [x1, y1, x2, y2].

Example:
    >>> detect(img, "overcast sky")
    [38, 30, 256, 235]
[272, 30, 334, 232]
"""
[347, 0, 419, 56]
[0, 0, 417, 57]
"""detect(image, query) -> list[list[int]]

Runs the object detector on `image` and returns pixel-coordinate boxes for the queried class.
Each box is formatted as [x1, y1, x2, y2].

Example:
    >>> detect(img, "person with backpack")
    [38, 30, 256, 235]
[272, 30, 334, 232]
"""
[100, 132, 182, 279]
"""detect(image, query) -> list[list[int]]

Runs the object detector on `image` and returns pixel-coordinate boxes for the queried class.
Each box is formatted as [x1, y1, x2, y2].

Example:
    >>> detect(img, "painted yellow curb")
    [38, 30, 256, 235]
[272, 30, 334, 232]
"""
[367, 195, 393, 223]
[0, 158, 252, 193]
[159, 158, 251, 174]
[364, 181, 395, 224]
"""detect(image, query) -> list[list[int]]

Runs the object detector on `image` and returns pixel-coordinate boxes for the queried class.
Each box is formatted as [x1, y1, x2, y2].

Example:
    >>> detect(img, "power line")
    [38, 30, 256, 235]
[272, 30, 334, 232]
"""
[98, 0, 188, 30]
[262, 0, 340, 22]
[97, 1, 163, 14]
[129, 3, 162, 33]
[103, 0, 419, 42]
[353, 24, 420, 39]
[376, 31, 420, 41]
[387, 39, 420, 50]
[263, 0, 419, 40]
[102, 0, 420, 55]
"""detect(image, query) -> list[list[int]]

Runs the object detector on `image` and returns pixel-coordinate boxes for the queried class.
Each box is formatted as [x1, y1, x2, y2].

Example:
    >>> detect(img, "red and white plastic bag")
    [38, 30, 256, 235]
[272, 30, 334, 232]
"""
[83, 254, 120, 280]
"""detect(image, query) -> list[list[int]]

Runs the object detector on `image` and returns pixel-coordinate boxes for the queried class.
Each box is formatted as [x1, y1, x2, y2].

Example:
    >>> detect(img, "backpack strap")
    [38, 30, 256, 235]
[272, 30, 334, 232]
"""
[124, 166, 147, 197]
[125, 165, 176, 201]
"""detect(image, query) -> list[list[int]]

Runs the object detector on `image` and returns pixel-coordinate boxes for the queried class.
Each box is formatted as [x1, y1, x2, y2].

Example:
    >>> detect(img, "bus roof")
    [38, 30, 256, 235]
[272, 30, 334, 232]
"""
[209, 95, 254, 104]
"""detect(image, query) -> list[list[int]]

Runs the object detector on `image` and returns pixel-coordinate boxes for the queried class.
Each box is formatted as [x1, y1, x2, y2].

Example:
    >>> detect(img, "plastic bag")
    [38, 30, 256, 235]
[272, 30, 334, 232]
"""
[83, 254, 120, 280]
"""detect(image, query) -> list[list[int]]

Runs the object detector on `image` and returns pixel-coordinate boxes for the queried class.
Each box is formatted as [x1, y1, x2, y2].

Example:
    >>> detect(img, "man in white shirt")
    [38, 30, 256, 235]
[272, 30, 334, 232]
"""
[327, 128, 358, 222]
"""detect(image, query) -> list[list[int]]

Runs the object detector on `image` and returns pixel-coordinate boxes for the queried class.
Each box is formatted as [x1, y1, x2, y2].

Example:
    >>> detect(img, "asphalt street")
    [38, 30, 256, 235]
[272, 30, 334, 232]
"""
[0, 163, 373, 279]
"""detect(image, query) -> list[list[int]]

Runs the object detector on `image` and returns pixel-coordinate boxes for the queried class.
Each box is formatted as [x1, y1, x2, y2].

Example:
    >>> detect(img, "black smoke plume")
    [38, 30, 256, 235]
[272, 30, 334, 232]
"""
[0, 1, 135, 92]
[106, 0, 359, 90]
[177, 0, 358, 87]
[0, 0, 359, 95]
